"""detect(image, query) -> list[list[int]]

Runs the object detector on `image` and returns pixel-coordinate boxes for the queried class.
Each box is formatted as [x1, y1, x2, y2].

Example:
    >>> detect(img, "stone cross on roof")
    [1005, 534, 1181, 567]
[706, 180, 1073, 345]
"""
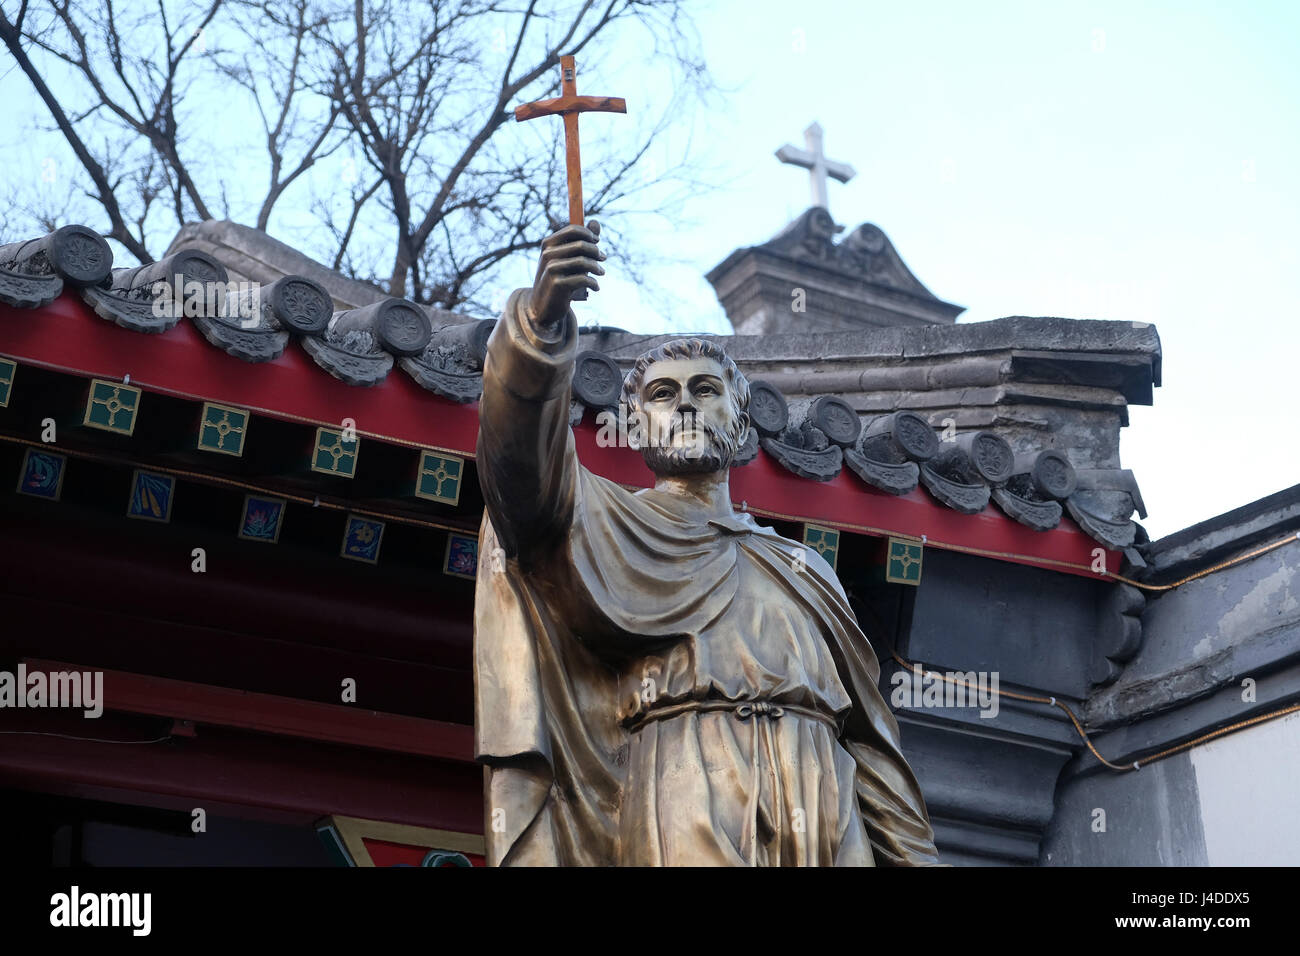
[775, 122, 856, 213]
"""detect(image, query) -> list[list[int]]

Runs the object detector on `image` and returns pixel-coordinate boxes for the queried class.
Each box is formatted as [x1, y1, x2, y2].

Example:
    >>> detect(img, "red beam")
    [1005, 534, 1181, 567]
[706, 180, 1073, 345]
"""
[0, 709, 482, 833]
[24, 658, 474, 763]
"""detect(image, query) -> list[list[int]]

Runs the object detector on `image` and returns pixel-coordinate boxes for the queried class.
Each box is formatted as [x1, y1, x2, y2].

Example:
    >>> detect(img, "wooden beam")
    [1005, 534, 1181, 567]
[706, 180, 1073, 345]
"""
[0, 708, 482, 834]
[23, 658, 474, 763]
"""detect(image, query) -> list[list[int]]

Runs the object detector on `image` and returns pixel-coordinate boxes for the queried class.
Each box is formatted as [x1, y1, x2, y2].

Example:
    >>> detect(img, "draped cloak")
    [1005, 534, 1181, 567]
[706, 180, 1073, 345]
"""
[473, 290, 939, 867]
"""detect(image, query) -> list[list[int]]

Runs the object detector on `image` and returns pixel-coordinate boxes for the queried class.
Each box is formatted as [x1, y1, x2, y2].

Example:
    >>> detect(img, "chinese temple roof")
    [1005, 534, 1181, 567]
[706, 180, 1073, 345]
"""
[0, 222, 1161, 577]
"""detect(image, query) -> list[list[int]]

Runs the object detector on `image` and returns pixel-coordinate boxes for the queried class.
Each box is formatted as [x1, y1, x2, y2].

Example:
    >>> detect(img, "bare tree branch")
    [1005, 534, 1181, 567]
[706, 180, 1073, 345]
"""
[4, 0, 716, 315]
[0, 4, 151, 260]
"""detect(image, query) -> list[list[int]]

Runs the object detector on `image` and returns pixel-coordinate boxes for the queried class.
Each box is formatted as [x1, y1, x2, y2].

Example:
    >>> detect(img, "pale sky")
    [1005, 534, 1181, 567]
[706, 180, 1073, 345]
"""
[568, 0, 1300, 540]
[6, 0, 1298, 541]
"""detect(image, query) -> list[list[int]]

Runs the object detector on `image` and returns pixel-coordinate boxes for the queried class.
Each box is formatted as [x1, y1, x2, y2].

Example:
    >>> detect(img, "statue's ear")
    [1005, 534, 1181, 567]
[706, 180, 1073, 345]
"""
[737, 410, 751, 441]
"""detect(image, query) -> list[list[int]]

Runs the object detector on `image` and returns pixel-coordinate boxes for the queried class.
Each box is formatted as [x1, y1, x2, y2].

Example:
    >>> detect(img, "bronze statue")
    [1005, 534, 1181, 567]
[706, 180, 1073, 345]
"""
[474, 221, 939, 866]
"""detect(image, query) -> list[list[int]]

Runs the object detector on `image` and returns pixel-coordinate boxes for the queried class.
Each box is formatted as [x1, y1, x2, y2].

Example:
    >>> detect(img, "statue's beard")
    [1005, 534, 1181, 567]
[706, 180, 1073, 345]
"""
[639, 414, 740, 476]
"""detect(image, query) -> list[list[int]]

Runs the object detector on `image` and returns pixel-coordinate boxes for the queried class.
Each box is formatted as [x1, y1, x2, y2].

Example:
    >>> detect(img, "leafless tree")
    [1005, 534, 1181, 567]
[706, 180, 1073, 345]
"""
[0, 0, 713, 313]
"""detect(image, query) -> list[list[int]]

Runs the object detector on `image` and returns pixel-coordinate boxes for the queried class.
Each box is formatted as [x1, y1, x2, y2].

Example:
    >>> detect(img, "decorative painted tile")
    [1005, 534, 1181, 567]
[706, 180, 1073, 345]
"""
[340, 514, 384, 564]
[886, 536, 924, 586]
[314, 815, 484, 867]
[15, 448, 65, 500]
[415, 451, 464, 506]
[238, 494, 286, 544]
[443, 533, 479, 579]
[83, 378, 141, 435]
[803, 524, 840, 571]
[126, 469, 175, 522]
[198, 402, 249, 457]
[0, 358, 15, 407]
[312, 426, 359, 477]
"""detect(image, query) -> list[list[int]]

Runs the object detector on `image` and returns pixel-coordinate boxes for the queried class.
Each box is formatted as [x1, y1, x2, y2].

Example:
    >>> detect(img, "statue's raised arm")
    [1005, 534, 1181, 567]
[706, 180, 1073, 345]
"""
[476, 222, 606, 565]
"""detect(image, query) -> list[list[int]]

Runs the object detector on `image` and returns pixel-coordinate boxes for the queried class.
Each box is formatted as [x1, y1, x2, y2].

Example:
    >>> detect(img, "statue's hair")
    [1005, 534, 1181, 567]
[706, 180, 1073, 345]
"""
[621, 338, 750, 423]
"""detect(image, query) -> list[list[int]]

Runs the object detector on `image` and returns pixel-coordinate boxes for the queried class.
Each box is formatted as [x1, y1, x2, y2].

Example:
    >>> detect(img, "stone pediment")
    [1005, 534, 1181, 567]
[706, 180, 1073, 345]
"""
[706, 207, 964, 334]
[759, 207, 941, 301]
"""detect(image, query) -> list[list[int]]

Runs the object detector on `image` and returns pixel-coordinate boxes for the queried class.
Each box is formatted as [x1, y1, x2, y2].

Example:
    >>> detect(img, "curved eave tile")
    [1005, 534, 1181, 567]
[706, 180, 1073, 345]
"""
[992, 487, 1063, 531]
[398, 356, 482, 403]
[0, 268, 63, 309]
[80, 284, 181, 334]
[396, 319, 493, 403]
[843, 448, 920, 496]
[300, 335, 394, 387]
[918, 462, 991, 514]
[192, 314, 290, 362]
[0, 225, 113, 308]
[758, 436, 843, 481]
[1066, 496, 1138, 549]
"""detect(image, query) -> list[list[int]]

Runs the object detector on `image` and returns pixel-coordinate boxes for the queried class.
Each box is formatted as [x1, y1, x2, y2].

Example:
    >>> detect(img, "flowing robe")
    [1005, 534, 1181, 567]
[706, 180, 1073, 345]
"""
[474, 290, 939, 866]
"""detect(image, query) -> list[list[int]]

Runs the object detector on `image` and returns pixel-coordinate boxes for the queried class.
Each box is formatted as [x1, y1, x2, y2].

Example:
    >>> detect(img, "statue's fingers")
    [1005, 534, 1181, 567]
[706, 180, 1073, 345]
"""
[544, 223, 598, 249]
[542, 241, 603, 263]
[544, 256, 604, 277]
[586, 220, 601, 238]
[557, 273, 599, 293]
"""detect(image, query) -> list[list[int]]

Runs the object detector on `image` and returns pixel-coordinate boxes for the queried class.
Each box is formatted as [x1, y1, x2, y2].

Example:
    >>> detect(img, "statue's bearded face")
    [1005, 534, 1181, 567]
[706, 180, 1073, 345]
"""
[633, 356, 748, 476]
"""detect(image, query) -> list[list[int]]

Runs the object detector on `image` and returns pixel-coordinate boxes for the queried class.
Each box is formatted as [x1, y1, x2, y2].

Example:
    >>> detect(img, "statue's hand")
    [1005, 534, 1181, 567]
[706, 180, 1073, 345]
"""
[527, 220, 605, 334]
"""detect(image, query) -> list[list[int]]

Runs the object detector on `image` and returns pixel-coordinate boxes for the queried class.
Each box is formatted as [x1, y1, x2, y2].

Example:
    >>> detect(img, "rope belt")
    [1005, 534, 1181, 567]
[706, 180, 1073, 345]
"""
[625, 698, 841, 734]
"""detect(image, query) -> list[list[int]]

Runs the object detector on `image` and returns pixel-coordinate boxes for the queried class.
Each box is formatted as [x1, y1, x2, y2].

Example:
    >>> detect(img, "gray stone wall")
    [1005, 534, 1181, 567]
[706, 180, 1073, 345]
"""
[1042, 484, 1300, 865]
[1043, 751, 1208, 865]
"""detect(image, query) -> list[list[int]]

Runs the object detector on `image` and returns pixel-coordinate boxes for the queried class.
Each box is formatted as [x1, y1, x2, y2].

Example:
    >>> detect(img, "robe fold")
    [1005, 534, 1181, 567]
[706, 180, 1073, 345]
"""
[474, 289, 939, 866]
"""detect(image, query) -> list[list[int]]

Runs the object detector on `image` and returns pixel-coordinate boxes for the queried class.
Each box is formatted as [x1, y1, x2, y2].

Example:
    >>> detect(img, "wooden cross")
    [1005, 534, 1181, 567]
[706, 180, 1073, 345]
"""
[515, 55, 627, 227]
[775, 122, 856, 213]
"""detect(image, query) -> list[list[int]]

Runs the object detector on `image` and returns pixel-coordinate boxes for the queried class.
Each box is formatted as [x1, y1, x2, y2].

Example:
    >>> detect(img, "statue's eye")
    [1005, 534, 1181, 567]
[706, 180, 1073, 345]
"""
[696, 384, 717, 397]
[652, 386, 674, 401]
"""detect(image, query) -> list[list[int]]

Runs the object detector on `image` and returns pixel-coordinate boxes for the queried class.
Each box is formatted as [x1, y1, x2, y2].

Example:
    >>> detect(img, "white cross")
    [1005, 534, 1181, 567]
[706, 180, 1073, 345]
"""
[775, 122, 856, 213]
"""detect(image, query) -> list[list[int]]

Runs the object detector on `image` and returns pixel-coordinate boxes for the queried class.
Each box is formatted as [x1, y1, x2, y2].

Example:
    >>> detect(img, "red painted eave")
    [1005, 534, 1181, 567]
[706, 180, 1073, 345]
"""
[0, 291, 480, 455]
